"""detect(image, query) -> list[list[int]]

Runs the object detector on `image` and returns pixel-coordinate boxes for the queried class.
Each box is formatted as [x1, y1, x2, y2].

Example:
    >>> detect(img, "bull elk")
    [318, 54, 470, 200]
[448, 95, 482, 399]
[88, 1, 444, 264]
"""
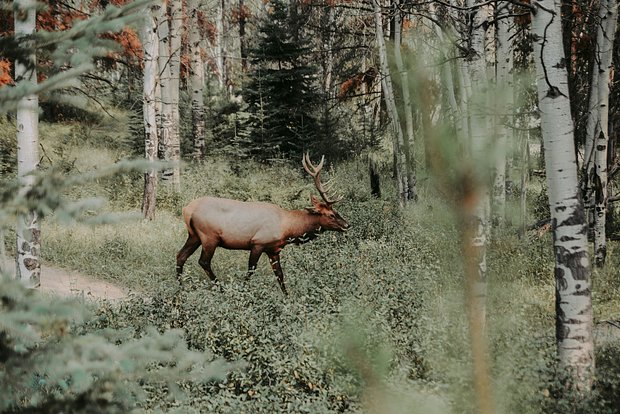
[176, 154, 349, 295]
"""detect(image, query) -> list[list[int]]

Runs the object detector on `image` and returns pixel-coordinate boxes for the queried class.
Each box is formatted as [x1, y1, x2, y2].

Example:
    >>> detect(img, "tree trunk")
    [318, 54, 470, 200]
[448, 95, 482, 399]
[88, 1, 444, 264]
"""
[167, 0, 182, 190]
[238, 0, 248, 73]
[591, 0, 617, 267]
[158, 0, 181, 192]
[393, 2, 417, 202]
[189, 0, 206, 160]
[492, 3, 514, 226]
[215, 0, 226, 91]
[14, 0, 41, 288]
[373, 0, 410, 205]
[158, 1, 172, 175]
[531, 0, 594, 391]
[322, 3, 335, 100]
[519, 117, 530, 238]
[140, 2, 160, 220]
[321, 2, 336, 143]
[463, 2, 493, 412]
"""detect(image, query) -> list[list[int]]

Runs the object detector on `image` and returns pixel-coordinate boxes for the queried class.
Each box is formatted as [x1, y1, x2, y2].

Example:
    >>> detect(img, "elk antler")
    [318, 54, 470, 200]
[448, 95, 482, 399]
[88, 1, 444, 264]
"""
[302, 153, 343, 205]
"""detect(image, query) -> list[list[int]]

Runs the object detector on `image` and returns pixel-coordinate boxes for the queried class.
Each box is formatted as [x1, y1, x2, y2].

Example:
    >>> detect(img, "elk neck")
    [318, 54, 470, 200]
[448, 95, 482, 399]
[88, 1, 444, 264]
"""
[283, 209, 324, 245]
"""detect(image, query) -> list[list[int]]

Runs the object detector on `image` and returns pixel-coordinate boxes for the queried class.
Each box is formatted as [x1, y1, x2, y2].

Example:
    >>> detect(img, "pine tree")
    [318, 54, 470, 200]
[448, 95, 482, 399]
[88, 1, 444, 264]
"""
[244, 0, 321, 161]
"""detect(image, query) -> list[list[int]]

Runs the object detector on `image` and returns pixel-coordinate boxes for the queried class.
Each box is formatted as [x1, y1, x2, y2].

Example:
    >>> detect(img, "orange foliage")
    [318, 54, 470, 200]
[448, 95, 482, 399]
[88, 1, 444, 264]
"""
[103, 27, 143, 62]
[0, 60, 12, 86]
[338, 67, 378, 101]
[34, 0, 143, 67]
[514, 0, 531, 26]
[402, 16, 415, 32]
[231, 4, 252, 25]
[198, 11, 217, 44]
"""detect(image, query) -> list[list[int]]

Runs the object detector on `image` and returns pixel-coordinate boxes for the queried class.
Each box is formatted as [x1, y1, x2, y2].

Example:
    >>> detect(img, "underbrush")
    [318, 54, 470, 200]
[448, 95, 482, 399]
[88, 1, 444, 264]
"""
[22, 120, 620, 412]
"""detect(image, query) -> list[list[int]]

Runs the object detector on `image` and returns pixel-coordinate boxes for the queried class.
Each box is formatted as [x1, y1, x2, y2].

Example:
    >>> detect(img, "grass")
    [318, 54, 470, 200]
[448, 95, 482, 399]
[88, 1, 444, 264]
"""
[5, 117, 620, 412]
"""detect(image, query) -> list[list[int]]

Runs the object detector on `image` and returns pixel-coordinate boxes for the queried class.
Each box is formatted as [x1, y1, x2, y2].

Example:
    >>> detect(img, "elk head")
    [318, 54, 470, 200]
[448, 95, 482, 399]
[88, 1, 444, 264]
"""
[303, 153, 349, 232]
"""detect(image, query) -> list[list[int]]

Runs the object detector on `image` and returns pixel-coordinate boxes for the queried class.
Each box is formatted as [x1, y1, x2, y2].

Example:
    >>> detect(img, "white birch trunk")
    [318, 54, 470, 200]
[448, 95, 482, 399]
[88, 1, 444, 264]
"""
[466, 0, 490, 318]
[215, 0, 228, 95]
[140, 3, 160, 220]
[14, 0, 41, 288]
[519, 126, 530, 238]
[492, 4, 514, 226]
[215, 0, 226, 91]
[322, 4, 335, 100]
[531, 0, 594, 390]
[464, 2, 493, 411]
[167, 0, 182, 191]
[158, 0, 181, 192]
[158, 1, 172, 167]
[238, 0, 248, 72]
[189, 0, 206, 160]
[373, 0, 409, 205]
[592, 0, 617, 267]
[456, 57, 472, 146]
[394, 4, 417, 201]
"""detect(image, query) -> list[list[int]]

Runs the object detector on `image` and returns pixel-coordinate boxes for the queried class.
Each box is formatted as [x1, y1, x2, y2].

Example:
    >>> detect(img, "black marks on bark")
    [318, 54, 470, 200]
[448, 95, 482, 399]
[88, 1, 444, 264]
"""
[23, 257, 38, 271]
[546, 85, 562, 98]
[369, 159, 381, 198]
[559, 235, 578, 242]
[557, 201, 587, 229]
[553, 57, 567, 69]
[32, 228, 40, 244]
[556, 300, 570, 341]
[555, 245, 590, 281]
[573, 288, 591, 296]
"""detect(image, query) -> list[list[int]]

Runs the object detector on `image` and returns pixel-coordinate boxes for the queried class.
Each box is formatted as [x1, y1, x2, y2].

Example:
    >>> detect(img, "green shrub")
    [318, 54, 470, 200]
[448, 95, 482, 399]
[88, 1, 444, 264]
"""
[0, 117, 16, 177]
[0, 276, 228, 413]
[33, 148, 620, 413]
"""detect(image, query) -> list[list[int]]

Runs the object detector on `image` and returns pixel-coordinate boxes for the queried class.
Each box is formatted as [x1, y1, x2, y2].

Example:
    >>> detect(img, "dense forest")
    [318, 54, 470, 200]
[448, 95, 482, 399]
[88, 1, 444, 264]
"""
[1, 0, 620, 412]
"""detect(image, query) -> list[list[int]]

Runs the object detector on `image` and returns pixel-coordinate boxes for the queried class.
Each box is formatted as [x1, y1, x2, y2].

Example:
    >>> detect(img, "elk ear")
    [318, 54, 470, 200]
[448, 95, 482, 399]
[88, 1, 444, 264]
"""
[306, 195, 322, 214]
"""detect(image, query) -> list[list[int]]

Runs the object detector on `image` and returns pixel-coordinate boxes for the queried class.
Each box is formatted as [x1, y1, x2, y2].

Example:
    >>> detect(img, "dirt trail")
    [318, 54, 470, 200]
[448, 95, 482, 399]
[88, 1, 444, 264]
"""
[2, 258, 126, 301]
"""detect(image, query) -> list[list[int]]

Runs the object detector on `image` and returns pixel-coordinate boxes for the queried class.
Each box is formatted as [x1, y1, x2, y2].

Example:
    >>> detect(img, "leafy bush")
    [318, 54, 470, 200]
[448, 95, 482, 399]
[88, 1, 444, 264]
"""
[22, 141, 620, 413]
[0, 276, 229, 413]
[0, 117, 16, 177]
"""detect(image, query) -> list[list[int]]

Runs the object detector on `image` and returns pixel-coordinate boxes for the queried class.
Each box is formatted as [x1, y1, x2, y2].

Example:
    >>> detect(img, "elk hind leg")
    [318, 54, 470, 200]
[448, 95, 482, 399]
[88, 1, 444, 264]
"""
[176, 234, 201, 284]
[198, 243, 218, 282]
[267, 252, 287, 296]
[246, 247, 263, 280]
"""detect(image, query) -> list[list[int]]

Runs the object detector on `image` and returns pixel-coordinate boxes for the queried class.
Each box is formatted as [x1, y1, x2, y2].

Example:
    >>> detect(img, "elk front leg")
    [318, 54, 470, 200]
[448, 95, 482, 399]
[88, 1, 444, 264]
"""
[198, 244, 218, 282]
[267, 252, 287, 295]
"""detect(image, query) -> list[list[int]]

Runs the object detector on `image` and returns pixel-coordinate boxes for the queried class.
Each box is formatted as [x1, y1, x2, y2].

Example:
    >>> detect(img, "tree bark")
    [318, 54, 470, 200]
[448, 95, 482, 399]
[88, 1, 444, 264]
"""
[238, 0, 248, 73]
[393, 2, 417, 201]
[464, 2, 493, 412]
[492, 3, 514, 226]
[158, 0, 172, 177]
[591, 0, 617, 267]
[188, 0, 206, 160]
[140, 2, 160, 220]
[531, 0, 594, 391]
[167, 0, 182, 190]
[158, 0, 181, 192]
[14, 0, 41, 288]
[373, 0, 410, 205]
[215, 0, 226, 91]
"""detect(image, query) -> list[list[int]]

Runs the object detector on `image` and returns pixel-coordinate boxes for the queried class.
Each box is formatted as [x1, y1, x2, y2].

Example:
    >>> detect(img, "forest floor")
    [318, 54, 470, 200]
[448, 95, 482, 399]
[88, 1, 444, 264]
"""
[1, 257, 126, 301]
